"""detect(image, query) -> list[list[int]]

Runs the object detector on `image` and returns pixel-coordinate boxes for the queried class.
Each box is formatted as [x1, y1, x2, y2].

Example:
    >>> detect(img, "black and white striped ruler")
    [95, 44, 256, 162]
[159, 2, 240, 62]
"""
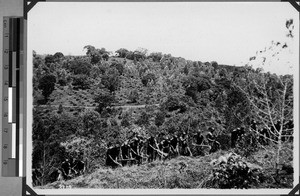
[2, 17, 24, 177]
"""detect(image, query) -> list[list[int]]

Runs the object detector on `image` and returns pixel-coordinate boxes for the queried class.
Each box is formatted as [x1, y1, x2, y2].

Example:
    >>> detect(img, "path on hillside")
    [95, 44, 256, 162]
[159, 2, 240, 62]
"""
[33, 104, 160, 110]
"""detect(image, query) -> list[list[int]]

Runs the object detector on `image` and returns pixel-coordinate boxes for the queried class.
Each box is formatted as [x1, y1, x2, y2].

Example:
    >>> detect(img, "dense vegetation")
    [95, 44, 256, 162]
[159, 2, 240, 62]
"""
[32, 20, 295, 189]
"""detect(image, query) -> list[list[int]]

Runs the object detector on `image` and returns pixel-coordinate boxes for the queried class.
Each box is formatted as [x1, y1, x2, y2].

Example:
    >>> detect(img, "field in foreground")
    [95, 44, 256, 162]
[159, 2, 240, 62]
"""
[37, 147, 293, 189]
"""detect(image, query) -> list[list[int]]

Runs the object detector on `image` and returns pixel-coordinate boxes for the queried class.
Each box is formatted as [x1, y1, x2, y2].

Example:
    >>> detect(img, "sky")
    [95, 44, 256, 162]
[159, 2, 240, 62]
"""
[28, 2, 299, 74]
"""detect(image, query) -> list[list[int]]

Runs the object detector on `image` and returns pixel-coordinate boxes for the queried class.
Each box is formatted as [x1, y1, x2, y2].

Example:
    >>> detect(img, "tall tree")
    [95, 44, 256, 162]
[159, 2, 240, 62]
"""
[235, 65, 293, 176]
[94, 88, 116, 114]
[115, 48, 129, 58]
[38, 74, 56, 102]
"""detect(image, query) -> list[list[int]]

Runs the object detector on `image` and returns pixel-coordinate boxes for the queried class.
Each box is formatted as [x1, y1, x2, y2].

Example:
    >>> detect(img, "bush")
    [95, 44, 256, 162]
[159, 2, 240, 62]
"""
[120, 111, 133, 127]
[200, 153, 263, 189]
[45, 55, 55, 65]
[135, 111, 151, 127]
[53, 52, 64, 59]
[58, 78, 67, 86]
[162, 96, 187, 113]
[128, 89, 139, 103]
[101, 67, 120, 92]
[72, 74, 91, 90]
[154, 111, 166, 127]
[216, 134, 231, 150]
[115, 48, 129, 58]
[110, 61, 124, 75]
[234, 131, 259, 157]
[69, 57, 92, 75]
[148, 52, 163, 62]
[141, 73, 156, 86]
[94, 88, 115, 114]
[125, 51, 134, 60]
[38, 74, 56, 102]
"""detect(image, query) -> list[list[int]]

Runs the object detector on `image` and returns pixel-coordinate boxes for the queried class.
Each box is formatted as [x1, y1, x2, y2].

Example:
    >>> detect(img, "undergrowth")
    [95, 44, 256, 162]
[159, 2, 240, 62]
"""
[37, 147, 293, 189]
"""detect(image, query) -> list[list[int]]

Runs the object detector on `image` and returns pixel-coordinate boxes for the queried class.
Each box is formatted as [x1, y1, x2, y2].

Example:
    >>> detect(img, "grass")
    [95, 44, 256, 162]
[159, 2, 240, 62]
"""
[51, 86, 96, 107]
[35, 146, 294, 189]
[37, 154, 215, 189]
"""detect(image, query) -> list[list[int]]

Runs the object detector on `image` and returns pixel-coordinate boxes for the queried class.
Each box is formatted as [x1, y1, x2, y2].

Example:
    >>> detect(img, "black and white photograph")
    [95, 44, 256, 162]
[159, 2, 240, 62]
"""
[28, 1, 299, 192]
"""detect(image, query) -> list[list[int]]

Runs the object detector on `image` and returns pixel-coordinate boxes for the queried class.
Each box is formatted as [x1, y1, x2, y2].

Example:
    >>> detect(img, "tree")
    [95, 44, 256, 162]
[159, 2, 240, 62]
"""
[84, 45, 110, 64]
[45, 55, 55, 65]
[125, 51, 135, 60]
[56, 68, 68, 86]
[84, 45, 101, 64]
[61, 135, 106, 173]
[141, 73, 156, 86]
[110, 61, 125, 75]
[211, 61, 219, 70]
[94, 88, 116, 114]
[33, 89, 44, 105]
[133, 48, 148, 61]
[128, 89, 139, 103]
[135, 110, 151, 127]
[183, 72, 212, 102]
[69, 57, 92, 75]
[53, 52, 64, 60]
[102, 53, 109, 61]
[38, 74, 56, 102]
[162, 95, 187, 113]
[148, 52, 163, 62]
[57, 104, 63, 114]
[155, 111, 166, 127]
[32, 109, 70, 185]
[120, 110, 134, 127]
[225, 85, 251, 130]
[79, 110, 102, 136]
[72, 74, 91, 90]
[116, 48, 129, 58]
[101, 67, 121, 92]
[235, 19, 295, 175]
[235, 69, 293, 176]
[33, 55, 44, 69]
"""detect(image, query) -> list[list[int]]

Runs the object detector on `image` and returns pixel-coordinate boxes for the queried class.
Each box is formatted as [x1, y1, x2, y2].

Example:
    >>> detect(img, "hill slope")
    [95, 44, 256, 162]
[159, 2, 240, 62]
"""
[36, 147, 293, 189]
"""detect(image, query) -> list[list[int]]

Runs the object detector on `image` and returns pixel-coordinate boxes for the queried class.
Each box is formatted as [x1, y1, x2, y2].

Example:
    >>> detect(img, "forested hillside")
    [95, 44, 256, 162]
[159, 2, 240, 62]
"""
[32, 42, 294, 188]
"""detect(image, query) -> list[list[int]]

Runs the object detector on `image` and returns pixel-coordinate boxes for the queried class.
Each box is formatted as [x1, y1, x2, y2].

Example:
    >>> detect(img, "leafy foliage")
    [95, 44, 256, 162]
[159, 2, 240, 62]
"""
[84, 45, 110, 64]
[148, 52, 163, 62]
[202, 153, 263, 188]
[72, 74, 91, 90]
[94, 88, 115, 114]
[101, 67, 121, 92]
[115, 48, 129, 58]
[234, 132, 260, 157]
[38, 74, 56, 102]
[69, 57, 92, 75]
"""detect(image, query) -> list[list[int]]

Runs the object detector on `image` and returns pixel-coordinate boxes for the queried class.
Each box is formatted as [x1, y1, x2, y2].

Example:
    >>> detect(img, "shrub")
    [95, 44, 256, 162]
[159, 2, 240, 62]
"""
[154, 111, 166, 127]
[53, 52, 64, 60]
[38, 74, 56, 102]
[128, 89, 139, 103]
[94, 88, 115, 114]
[45, 55, 55, 65]
[69, 57, 92, 75]
[200, 153, 263, 189]
[216, 134, 231, 150]
[148, 52, 163, 62]
[141, 73, 156, 86]
[235, 131, 259, 157]
[115, 48, 129, 58]
[110, 61, 124, 75]
[72, 74, 91, 90]
[58, 78, 67, 86]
